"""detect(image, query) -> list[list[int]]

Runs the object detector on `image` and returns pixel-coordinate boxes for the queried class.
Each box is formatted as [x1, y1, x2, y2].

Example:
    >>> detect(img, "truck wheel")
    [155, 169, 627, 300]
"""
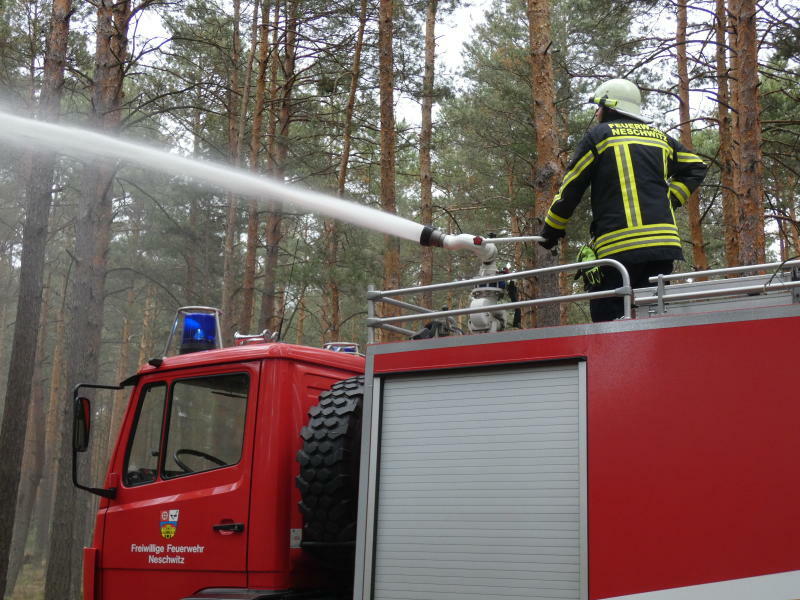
[296, 375, 363, 548]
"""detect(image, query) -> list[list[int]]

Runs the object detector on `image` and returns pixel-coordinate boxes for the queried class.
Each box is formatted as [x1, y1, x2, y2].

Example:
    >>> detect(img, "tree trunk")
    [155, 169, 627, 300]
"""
[419, 0, 438, 309]
[261, 211, 283, 332]
[0, 155, 51, 599]
[727, 7, 743, 268]
[104, 197, 142, 460]
[338, 0, 367, 199]
[240, 0, 272, 333]
[0, 0, 71, 594]
[110, 289, 134, 432]
[677, 0, 708, 271]
[220, 197, 238, 335]
[0, 292, 8, 392]
[773, 175, 798, 262]
[259, 0, 283, 333]
[791, 203, 800, 257]
[379, 0, 401, 340]
[729, 0, 765, 265]
[322, 0, 368, 342]
[526, 0, 563, 327]
[261, 0, 296, 333]
[0, 251, 13, 387]
[221, 0, 244, 340]
[226, 0, 260, 334]
[6, 279, 52, 594]
[137, 284, 157, 366]
[295, 294, 305, 345]
[186, 107, 204, 301]
[276, 286, 286, 328]
[716, 0, 739, 267]
[240, 214, 259, 334]
[33, 263, 71, 562]
[236, 0, 259, 159]
[45, 1, 131, 596]
[320, 215, 341, 343]
[510, 211, 523, 272]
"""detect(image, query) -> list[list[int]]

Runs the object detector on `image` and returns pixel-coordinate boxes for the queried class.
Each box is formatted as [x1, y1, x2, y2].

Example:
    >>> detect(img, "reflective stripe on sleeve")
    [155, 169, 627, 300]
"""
[551, 150, 594, 204]
[676, 151, 705, 163]
[545, 210, 569, 230]
[544, 149, 595, 230]
[669, 181, 690, 205]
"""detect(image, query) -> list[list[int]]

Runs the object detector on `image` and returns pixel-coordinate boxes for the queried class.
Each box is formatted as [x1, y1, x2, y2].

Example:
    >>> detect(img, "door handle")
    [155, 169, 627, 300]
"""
[213, 522, 244, 533]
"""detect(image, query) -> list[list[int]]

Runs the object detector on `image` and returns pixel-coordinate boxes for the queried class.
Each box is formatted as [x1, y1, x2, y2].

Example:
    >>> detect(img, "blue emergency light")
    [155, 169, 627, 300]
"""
[322, 342, 360, 354]
[180, 312, 217, 354]
[161, 307, 223, 356]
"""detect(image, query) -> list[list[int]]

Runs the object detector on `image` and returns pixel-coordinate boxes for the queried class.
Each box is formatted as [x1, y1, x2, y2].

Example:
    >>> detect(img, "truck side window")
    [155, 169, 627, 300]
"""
[124, 382, 167, 486]
[162, 373, 248, 478]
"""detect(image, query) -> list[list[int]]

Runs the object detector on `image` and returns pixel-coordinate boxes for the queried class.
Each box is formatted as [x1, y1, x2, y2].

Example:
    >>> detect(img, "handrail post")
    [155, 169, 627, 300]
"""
[656, 274, 666, 315]
[367, 285, 376, 344]
[622, 289, 632, 319]
[615, 260, 632, 319]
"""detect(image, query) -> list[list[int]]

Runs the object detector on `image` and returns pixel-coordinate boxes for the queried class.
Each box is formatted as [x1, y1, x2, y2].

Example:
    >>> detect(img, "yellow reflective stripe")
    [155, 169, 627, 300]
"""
[595, 223, 679, 248]
[596, 236, 682, 257]
[613, 145, 639, 227]
[624, 144, 642, 225]
[551, 150, 594, 205]
[545, 210, 568, 230]
[596, 136, 671, 155]
[676, 151, 704, 163]
[669, 181, 690, 205]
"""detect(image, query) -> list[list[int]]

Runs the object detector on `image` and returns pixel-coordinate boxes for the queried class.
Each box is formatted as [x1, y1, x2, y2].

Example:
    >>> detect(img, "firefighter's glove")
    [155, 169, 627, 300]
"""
[575, 244, 603, 291]
[584, 267, 602, 287]
[537, 228, 564, 250]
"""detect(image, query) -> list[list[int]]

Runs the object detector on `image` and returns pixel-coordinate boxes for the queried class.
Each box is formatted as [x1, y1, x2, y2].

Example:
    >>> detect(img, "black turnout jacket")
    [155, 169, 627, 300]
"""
[542, 117, 708, 263]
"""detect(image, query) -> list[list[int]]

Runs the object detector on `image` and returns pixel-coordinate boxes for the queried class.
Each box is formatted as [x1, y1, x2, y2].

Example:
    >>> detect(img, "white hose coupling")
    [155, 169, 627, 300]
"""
[419, 226, 497, 263]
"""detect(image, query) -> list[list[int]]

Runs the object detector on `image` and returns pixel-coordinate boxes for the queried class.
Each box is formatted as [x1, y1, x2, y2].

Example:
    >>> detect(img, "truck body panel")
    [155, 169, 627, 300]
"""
[355, 305, 800, 600]
[85, 345, 363, 600]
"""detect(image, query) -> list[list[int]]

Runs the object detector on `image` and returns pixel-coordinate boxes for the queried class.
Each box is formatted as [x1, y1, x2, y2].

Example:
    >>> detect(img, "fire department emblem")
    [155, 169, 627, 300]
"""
[159, 509, 179, 539]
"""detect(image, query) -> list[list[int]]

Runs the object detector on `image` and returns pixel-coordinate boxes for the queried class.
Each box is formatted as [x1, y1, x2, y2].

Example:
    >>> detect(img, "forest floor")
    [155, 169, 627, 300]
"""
[6, 562, 44, 599]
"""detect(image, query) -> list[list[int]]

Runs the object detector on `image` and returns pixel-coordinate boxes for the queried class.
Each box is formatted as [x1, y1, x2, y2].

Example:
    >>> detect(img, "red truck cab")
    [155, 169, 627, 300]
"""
[78, 340, 363, 600]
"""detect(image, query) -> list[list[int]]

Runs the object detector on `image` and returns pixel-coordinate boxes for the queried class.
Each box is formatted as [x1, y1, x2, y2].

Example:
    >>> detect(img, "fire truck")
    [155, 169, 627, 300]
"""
[72, 237, 800, 600]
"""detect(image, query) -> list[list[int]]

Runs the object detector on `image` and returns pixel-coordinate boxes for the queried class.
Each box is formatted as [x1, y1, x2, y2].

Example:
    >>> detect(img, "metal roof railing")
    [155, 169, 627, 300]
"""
[637, 259, 800, 315]
[366, 259, 632, 343]
[366, 258, 800, 342]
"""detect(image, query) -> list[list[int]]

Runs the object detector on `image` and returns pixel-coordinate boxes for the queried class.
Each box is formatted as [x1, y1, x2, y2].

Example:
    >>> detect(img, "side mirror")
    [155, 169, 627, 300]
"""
[72, 383, 120, 499]
[73, 396, 91, 453]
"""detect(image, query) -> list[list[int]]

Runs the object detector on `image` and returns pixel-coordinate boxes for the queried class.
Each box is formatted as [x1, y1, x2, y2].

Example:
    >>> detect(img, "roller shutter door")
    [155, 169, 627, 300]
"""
[372, 362, 585, 600]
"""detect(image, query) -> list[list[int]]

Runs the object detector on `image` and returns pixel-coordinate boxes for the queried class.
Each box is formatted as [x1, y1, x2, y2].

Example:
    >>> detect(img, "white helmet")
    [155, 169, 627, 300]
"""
[591, 78, 651, 123]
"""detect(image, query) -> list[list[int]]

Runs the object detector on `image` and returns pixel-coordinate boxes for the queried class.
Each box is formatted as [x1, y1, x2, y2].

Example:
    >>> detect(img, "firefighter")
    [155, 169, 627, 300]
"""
[538, 78, 708, 322]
